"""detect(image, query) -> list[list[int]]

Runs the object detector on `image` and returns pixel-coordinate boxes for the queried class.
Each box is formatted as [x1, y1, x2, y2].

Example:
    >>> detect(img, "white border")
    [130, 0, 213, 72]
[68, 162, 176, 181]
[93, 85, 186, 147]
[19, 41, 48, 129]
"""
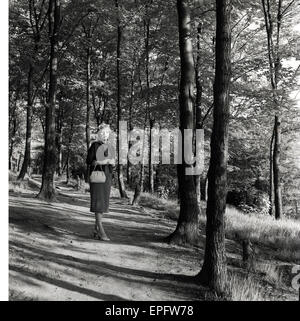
[0, 0, 9, 301]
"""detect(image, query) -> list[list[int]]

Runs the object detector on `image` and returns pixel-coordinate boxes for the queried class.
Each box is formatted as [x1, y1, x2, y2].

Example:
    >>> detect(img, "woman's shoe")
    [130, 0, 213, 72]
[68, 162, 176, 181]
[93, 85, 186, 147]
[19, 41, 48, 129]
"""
[99, 234, 110, 241]
[93, 229, 110, 241]
[93, 230, 100, 239]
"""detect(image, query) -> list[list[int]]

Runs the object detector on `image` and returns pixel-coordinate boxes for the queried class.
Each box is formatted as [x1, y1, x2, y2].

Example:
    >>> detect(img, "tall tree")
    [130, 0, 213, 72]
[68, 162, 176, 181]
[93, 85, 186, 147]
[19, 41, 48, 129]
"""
[261, 0, 284, 219]
[144, 1, 155, 194]
[194, 21, 203, 208]
[198, 0, 232, 295]
[166, 0, 200, 245]
[81, 11, 100, 151]
[115, 0, 128, 198]
[273, 114, 283, 219]
[127, 52, 136, 188]
[56, 95, 63, 176]
[38, 0, 60, 201]
[18, 0, 47, 180]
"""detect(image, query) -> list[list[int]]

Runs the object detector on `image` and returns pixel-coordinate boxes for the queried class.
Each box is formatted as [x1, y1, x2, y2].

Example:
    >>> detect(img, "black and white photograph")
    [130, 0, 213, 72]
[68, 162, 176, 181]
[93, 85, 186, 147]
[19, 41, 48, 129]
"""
[5, 0, 300, 303]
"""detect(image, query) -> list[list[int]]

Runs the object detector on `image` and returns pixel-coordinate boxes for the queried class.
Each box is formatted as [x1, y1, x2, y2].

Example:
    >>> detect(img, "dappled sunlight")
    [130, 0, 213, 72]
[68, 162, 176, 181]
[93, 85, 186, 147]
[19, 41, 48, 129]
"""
[9, 189, 204, 301]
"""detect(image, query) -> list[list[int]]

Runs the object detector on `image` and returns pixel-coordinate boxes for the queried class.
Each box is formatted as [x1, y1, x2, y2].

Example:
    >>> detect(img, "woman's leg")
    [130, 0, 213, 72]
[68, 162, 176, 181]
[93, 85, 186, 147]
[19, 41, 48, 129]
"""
[95, 212, 110, 241]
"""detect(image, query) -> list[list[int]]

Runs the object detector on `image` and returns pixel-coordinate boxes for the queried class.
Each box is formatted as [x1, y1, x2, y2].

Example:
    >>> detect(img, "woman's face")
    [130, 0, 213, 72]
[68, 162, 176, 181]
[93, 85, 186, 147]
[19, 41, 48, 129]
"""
[97, 127, 110, 142]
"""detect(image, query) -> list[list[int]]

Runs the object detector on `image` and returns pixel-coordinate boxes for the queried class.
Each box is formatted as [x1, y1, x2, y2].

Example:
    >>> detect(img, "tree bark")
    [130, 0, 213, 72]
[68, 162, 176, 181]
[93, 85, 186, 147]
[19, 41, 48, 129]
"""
[197, 0, 231, 296]
[63, 104, 75, 181]
[165, 0, 200, 245]
[200, 175, 208, 201]
[261, 0, 284, 219]
[66, 158, 70, 184]
[86, 46, 91, 151]
[132, 113, 147, 205]
[127, 55, 135, 188]
[85, 46, 91, 183]
[194, 21, 203, 210]
[38, 0, 60, 201]
[17, 154, 22, 172]
[273, 115, 282, 219]
[18, 0, 47, 179]
[269, 126, 275, 215]
[144, 11, 154, 194]
[56, 97, 63, 176]
[149, 118, 155, 193]
[115, 0, 128, 198]
[18, 64, 33, 180]
[9, 89, 20, 171]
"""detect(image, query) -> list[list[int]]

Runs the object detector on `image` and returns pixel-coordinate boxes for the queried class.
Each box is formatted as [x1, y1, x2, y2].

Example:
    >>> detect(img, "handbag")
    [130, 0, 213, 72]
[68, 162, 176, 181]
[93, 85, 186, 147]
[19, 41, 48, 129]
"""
[90, 164, 106, 183]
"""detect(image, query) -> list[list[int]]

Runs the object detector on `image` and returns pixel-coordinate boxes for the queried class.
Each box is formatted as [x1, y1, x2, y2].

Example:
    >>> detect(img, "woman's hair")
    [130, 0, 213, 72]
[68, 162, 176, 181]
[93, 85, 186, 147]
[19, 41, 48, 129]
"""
[97, 123, 111, 142]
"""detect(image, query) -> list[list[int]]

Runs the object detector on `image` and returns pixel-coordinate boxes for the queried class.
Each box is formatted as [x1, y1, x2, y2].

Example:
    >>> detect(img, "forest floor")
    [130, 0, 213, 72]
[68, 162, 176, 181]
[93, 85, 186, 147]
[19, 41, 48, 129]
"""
[9, 176, 299, 301]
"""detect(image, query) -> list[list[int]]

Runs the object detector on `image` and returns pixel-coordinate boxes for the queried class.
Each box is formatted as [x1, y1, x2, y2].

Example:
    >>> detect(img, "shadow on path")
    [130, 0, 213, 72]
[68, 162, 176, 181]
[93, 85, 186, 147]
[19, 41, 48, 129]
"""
[9, 191, 205, 301]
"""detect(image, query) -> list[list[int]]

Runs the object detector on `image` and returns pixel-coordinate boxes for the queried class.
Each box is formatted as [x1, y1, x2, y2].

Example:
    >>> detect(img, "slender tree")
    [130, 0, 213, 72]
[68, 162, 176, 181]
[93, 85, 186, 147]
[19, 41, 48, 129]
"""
[261, 0, 284, 219]
[18, 64, 33, 179]
[273, 115, 283, 219]
[18, 0, 48, 180]
[197, 0, 232, 295]
[9, 87, 20, 170]
[81, 12, 100, 151]
[56, 95, 63, 176]
[194, 21, 203, 209]
[115, 0, 128, 198]
[269, 126, 275, 215]
[127, 53, 136, 187]
[144, 3, 154, 194]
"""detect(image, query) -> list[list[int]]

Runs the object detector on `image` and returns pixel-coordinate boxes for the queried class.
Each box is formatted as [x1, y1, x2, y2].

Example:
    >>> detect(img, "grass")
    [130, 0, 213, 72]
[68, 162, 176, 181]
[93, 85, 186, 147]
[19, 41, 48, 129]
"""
[139, 192, 180, 219]
[226, 262, 284, 301]
[9, 173, 40, 193]
[224, 206, 300, 263]
[227, 273, 265, 301]
[254, 262, 283, 286]
[139, 193, 300, 263]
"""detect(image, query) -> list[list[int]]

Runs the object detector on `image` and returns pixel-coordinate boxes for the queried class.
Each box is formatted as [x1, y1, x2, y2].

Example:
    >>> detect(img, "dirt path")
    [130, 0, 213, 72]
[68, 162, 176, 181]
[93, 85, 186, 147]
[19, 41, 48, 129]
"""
[9, 183, 298, 301]
[9, 189, 205, 301]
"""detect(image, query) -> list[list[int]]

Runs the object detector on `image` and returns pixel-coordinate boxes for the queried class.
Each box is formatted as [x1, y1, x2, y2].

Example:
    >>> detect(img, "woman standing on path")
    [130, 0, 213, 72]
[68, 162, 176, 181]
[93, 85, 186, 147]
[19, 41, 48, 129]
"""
[86, 123, 115, 241]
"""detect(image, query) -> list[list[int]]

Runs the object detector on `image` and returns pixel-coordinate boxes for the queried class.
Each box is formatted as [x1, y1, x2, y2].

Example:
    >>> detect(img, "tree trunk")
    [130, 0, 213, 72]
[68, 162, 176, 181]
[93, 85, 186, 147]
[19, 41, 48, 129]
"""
[86, 46, 91, 151]
[149, 118, 155, 193]
[115, 0, 128, 198]
[17, 154, 22, 172]
[17, 0, 46, 179]
[92, 91, 102, 127]
[56, 99, 63, 176]
[38, 0, 60, 201]
[132, 183, 142, 206]
[194, 21, 203, 210]
[165, 0, 200, 245]
[18, 64, 33, 180]
[200, 175, 208, 201]
[269, 127, 275, 215]
[144, 13, 154, 194]
[262, 0, 284, 219]
[85, 46, 91, 183]
[57, 132, 63, 176]
[127, 57, 135, 188]
[9, 89, 19, 171]
[197, 0, 231, 296]
[63, 107, 75, 182]
[66, 158, 70, 184]
[273, 115, 282, 219]
[9, 138, 14, 171]
[132, 118, 147, 205]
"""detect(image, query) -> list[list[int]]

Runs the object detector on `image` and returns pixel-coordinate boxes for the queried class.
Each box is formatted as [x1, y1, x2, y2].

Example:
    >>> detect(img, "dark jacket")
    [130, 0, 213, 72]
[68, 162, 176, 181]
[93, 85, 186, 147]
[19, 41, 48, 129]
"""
[86, 141, 113, 174]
